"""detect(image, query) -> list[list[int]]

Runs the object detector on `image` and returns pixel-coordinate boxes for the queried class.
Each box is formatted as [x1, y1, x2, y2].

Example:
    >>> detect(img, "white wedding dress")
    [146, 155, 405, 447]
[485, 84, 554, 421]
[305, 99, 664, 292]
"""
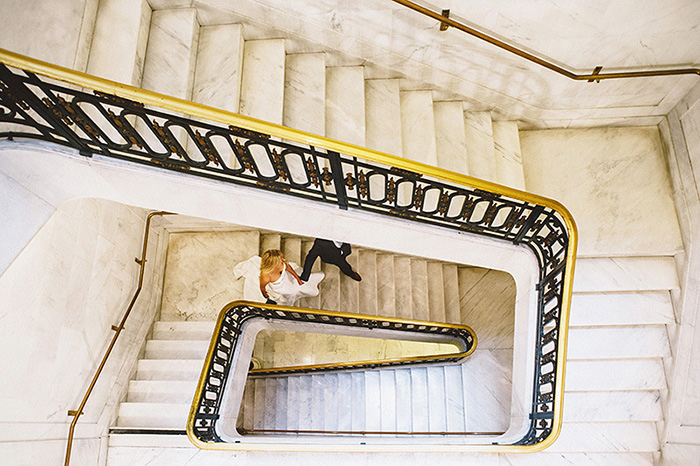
[232, 256, 324, 306]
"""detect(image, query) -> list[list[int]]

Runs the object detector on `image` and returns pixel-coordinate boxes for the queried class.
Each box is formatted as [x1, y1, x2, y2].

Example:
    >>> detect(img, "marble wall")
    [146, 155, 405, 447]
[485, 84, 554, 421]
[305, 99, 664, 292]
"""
[159, 230, 260, 321]
[659, 79, 700, 460]
[0, 0, 98, 71]
[0, 198, 167, 464]
[520, 126, 683, 257]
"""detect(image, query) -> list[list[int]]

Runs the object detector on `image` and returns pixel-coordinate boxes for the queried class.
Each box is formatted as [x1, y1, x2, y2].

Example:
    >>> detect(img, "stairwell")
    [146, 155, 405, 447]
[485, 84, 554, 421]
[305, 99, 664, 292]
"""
[26, 2, 680, 464]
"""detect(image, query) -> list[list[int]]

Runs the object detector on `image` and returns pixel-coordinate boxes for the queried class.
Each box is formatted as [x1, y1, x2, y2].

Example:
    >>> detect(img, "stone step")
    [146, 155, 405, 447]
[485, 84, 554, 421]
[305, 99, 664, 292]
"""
[260, 233, 281, 255]
[569, 291, 674, 326]
[358, 249, 378, 316]
[409, 258, 429, 321]
[152, 321, 215, 341]
[492, 120, 525, 190]
[192, 24, 244, 114]
[319, 261, 341, 312]
[144, 340, 209, 360]
[573, 256, 679, 292]
[135, 359, 203, 381]
[281, 236, 302, 265]
[340, 250, 360, 314]
[550, 422, 659, 453]
[116, 402, 189, 428]
[426, 261, 446, 323]
[434, 101, 468, 175]
[376, 254, 396, 317]
[284, 52, 326, 136]
[565, 359, 666, 391]
[400, 90, 437, 166]
[563, 391, 662, 422]
[126, 380, 198, 403]
[365, 79, 403, 156]
[442, 264, 461, 324]
[567, 326, 670, 360]
[464, 112, 496, 182]
[393, 256, 413, 320]
[239, 39, 285, 125]
[503, 452, 654, 466]
[326, 66, 365, 146]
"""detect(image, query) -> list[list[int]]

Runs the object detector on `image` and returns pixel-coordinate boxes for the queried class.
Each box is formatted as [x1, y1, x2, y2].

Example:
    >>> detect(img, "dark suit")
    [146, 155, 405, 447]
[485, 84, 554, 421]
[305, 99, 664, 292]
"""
[300, 238, 354, 281]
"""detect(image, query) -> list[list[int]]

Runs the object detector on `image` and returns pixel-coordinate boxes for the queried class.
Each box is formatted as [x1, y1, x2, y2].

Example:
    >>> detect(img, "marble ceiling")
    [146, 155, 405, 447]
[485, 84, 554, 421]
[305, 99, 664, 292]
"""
[153, 0, 700, 127]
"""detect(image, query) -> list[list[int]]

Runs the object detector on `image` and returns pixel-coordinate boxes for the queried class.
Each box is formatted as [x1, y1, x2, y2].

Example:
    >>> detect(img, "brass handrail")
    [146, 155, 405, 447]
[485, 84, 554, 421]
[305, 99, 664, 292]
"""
[63, 211, 172, 466]
[392, 0, 700, 82]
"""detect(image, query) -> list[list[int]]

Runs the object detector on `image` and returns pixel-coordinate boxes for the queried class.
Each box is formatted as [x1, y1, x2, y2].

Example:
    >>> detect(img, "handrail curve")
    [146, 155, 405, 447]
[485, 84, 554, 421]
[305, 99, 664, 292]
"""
[392, 0, 700, 82]
[188, 301, 478, 441]
[0, 49, 578, 452]
[63, 211, 171, 466]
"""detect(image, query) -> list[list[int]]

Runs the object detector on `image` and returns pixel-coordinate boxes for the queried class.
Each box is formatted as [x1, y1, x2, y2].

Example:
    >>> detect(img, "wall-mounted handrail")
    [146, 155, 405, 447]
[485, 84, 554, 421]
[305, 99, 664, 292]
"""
[63, 211, 171, 466]
[0, 49, 577, 452]
[392, 0, 700, 82]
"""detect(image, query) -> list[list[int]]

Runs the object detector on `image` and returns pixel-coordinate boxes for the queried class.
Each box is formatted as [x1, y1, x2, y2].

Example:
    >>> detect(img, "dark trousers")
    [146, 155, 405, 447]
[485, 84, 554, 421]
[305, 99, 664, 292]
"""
[300, 239, 354, 281]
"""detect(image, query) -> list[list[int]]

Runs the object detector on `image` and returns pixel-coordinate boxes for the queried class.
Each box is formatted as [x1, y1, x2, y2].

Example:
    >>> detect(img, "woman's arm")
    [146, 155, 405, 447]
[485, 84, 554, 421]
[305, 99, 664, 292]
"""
[259, 275, 270, 299]
[285, 261, 304, 285]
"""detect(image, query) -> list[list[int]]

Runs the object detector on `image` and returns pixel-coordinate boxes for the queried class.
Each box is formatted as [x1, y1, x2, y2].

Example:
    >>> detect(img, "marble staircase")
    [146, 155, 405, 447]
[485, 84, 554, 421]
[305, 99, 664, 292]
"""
[114, 230, 513, 434]
[86, 3, 678, 464]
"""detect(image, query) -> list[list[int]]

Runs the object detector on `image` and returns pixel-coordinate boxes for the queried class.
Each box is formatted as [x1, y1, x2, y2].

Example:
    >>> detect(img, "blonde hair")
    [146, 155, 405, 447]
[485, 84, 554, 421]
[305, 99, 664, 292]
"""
[260, 249, 284, 277]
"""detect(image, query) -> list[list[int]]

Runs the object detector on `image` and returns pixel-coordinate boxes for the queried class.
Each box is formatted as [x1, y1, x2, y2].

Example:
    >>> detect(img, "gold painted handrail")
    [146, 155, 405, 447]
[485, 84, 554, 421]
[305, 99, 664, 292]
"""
[392, 0, 700, 82]
[63, 211, 171, 466]
[0, 48, 578, 452]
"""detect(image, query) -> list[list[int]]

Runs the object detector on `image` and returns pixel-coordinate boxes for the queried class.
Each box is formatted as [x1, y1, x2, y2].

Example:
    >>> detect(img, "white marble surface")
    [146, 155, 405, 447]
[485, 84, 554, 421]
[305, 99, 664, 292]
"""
[521, 126, 684, 256]
[365, 79, 403, 156]
[239, 39, 286, 125]
[192, 24, 244, 113]
[434, 101, 468, 175]
[400, 90, 437, 165]
[573, 256, 679, 292]
[662, 81, 700, 445]
[87, 0, 151, 85]
[464, 112, 495, 181]
[141, 9, 199, 99]
[0, 170, 56, 276]
[159, 230, 259, 321]
[0, 198, 166, 462]
[325, 66, 366, 146]
[284, 53, 326, 135]
[179, 0, 700, 127]
[569, 291, 674, 326]
[0, 0, 97, 70]
[492, 121, 525, 190]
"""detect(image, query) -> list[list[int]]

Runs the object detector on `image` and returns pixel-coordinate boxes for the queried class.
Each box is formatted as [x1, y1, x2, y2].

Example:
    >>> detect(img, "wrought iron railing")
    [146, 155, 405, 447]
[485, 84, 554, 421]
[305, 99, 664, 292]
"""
[0, 49, 577, 452]
[189, 302, 477, 442]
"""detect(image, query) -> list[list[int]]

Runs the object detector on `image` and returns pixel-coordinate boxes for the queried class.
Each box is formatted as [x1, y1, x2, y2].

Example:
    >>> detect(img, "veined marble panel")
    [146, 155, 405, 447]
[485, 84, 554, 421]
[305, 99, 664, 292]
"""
[159, 230, 260, 321]
[141, 9, 199, 99]
[192, 24, 244, 113]
[434, 101, 468, 175]
[464, 112, 495, 182]
[492, 121, 525, 190]
[284, 53, 326, 135]
[87, 0, 151, 85]
[569, 291, 674, 326]
[573, 256, 679, 292]
[365, 79, 403, 156]
[325, 66, 365, 146]
[0, 198, 163, 442]
[400, 90, 437, 166]
[520, 126, 684, 256]
[239, 39, 286, 125]
[0, 0, 94, 69]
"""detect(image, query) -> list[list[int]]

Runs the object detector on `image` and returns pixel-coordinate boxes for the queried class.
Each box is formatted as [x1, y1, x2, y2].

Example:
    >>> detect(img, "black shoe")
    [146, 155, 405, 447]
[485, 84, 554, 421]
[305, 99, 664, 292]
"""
[349, 271, 362, 281]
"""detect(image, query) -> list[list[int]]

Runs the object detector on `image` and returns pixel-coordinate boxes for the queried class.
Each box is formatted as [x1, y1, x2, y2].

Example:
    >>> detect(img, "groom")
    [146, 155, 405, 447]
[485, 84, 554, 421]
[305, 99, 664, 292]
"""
[300, 238, 362, 282]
